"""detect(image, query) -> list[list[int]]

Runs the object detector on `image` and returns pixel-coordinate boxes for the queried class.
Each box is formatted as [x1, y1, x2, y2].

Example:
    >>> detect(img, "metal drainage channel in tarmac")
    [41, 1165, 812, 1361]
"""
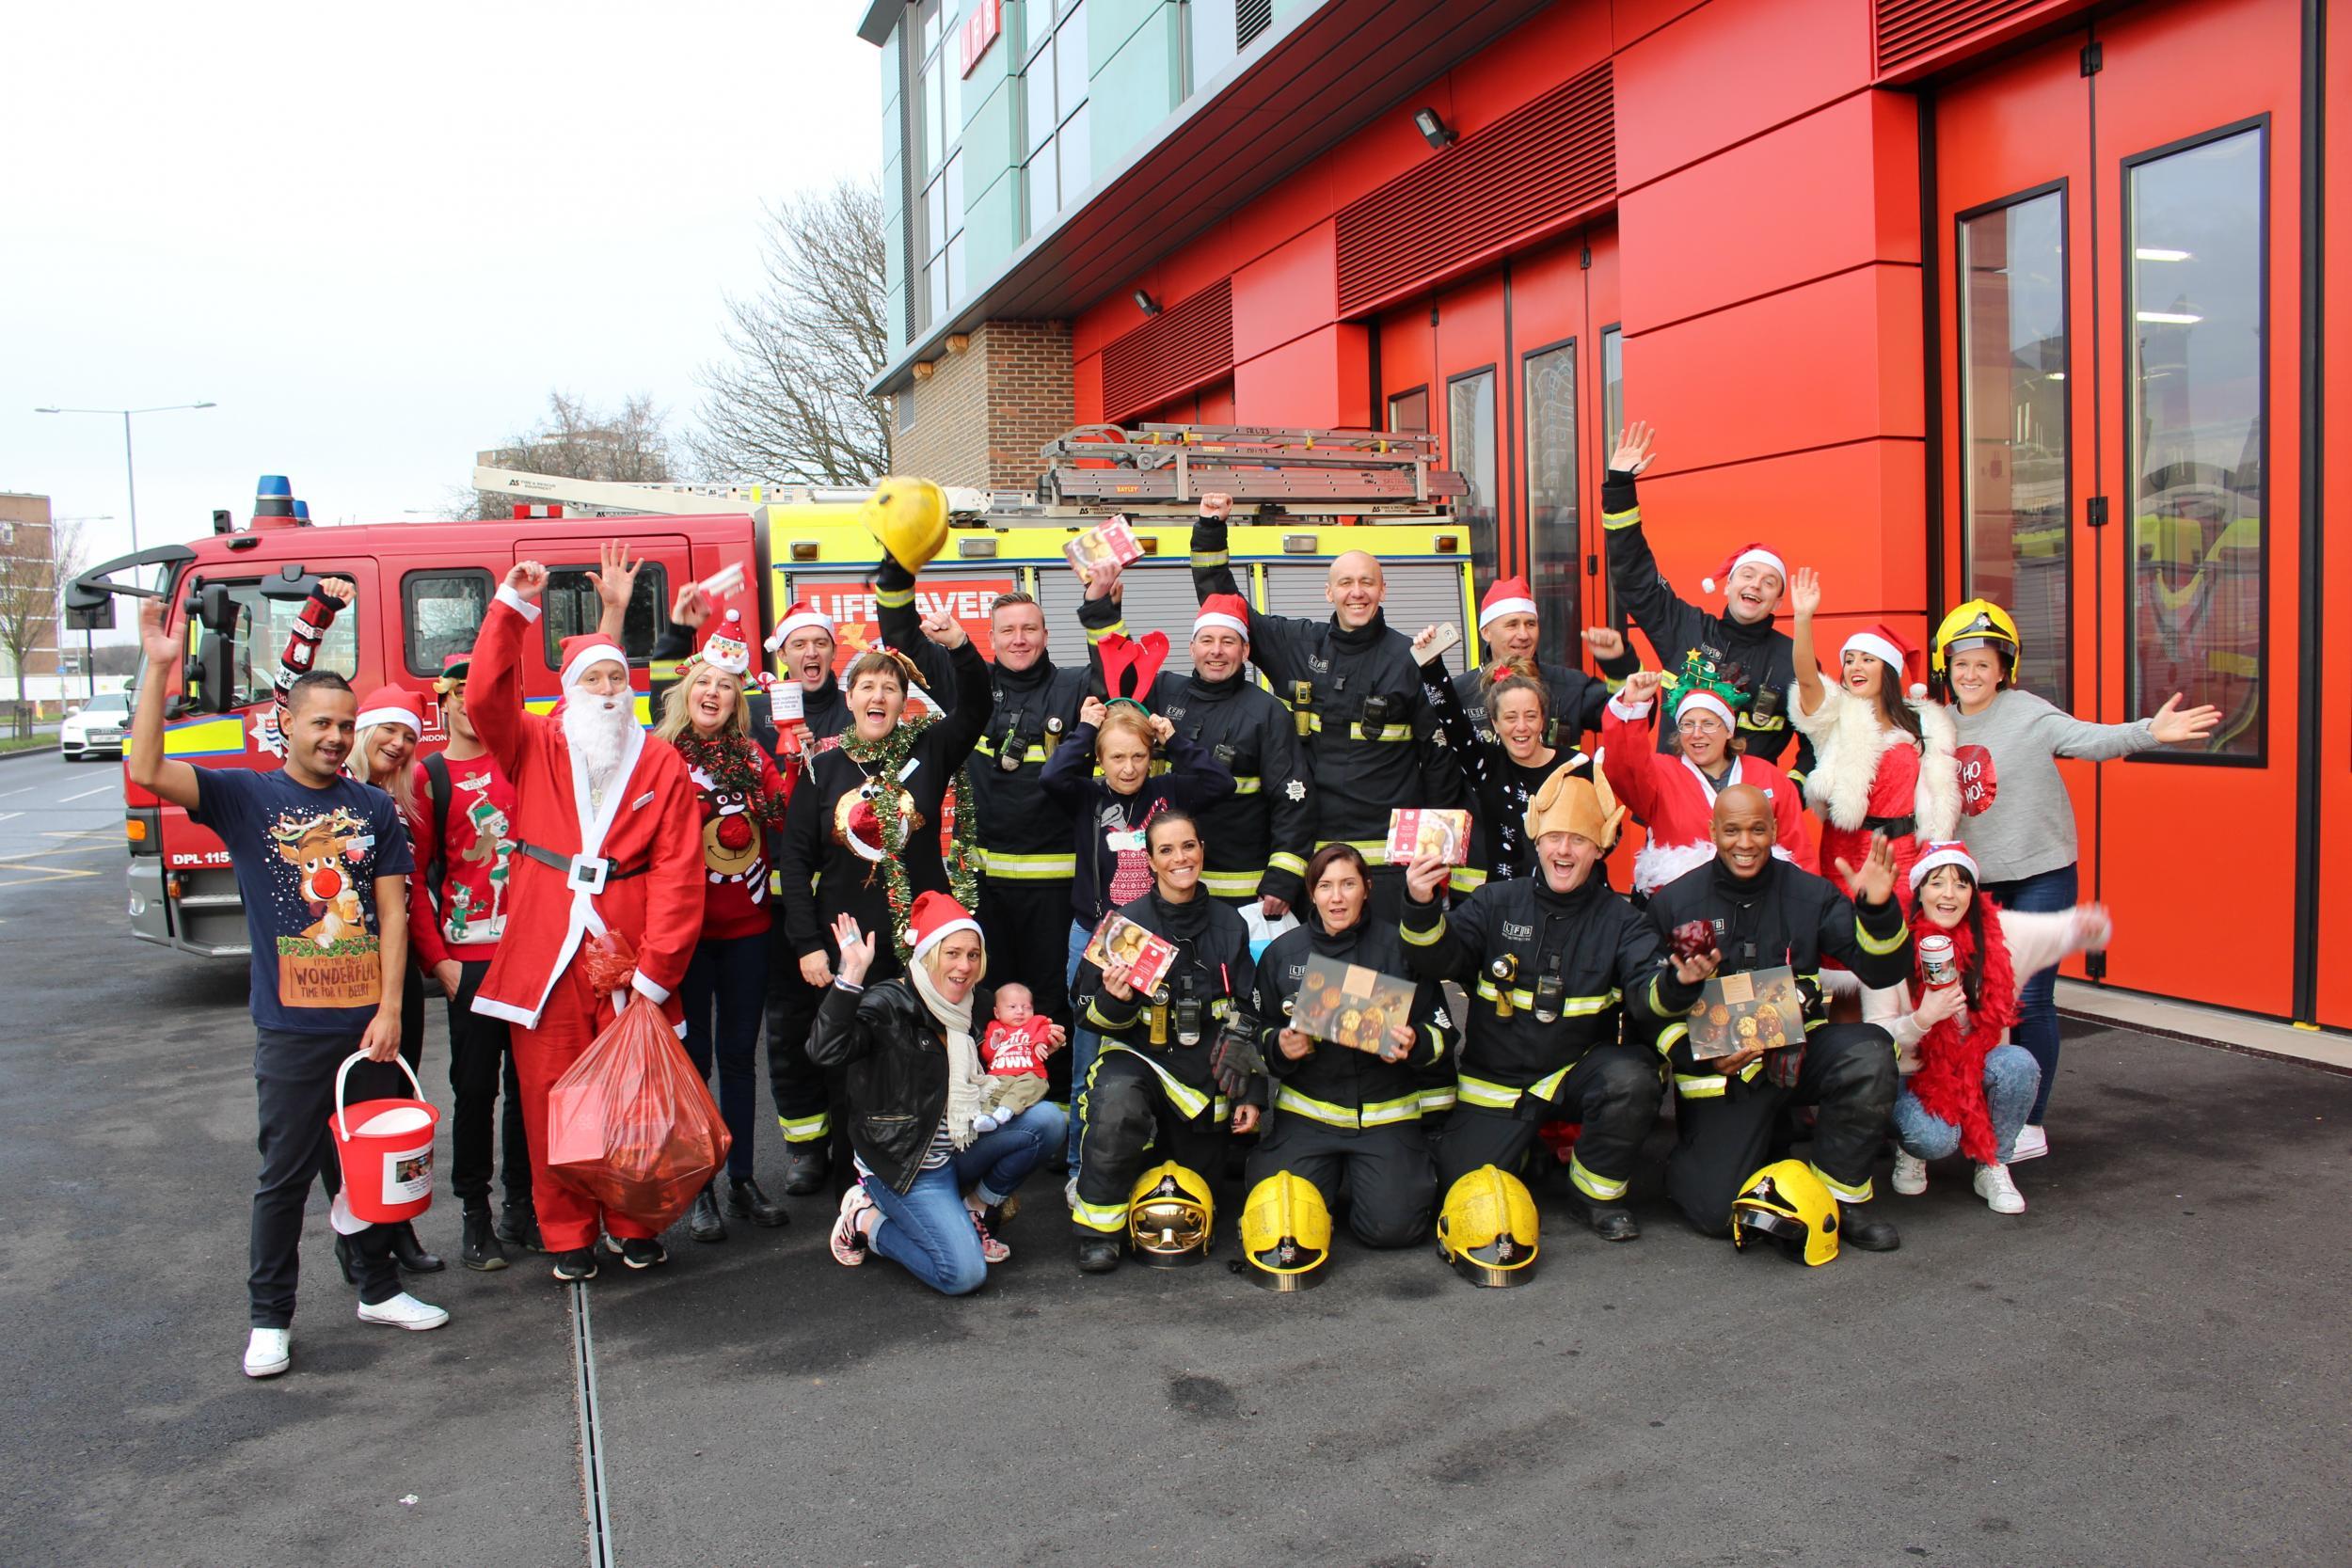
[569, 1283, 617, 1568]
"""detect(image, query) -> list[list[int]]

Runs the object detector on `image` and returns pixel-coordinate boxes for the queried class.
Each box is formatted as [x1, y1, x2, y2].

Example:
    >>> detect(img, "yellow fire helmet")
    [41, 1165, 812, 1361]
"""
[1238, 1172, 1332, 1291]
[856, 475, 949, 573]
[1436, 1164, 1539, 1287]
[1931, 599, 2022, 677]
[1128, 1161, 1215, 1267]
[1730, 1159, 1840, 1267]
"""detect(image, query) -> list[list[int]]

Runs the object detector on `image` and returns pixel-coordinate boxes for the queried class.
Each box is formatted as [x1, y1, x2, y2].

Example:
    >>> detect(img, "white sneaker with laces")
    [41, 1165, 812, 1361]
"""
[244, 1327, 292, 1378]
[1891, 1149, 1929, 1196]
[357, 1292, 451, 1331]
[2010, 1123, 2049, 1163]
[1974, 1163, 2026, 1214]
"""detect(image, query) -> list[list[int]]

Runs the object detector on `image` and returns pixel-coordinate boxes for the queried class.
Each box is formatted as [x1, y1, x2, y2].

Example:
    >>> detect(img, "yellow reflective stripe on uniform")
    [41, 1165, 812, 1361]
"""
[1647, 972, 1675, 1018]
[1315, 838, 1391, 855]
[1657, 1022, 1689, 1057]
[1673, 1072, 1726, 1099]
[1099, 1042, 1212, 1119]
[1401, 911, 1447, 946]
[1086, 619, 1127, 643]
[647, 658, 687, 681]
[972, 738, 1051, 765]
[1073, 1196, 1129, 1234]
[1568, 1152, 1629, 1201]
[1268, 850, 1308, 877]
[1450, 866, 1488, 894]
[1473, 978, 1537, 1010]
[1418, 1084, 1457, 1113]
[1855, 914, 1908, 956]
[1228, 775, 1262, 795]
[1192, 549, 1230, 568]
[1087, 999, 1137, 1033]
[1602, 505, 1642, 531]
[1305, 715, 1414, 741]
[1199, 867, 1263, 897]
[1812, 1164, 1872, 1203]
[1458, 1055, 1579, 1112]
[1274, 1085, 1422, 1129]
[778, 1112, 831, 1142]
[873, 582, 915, 609]
[977, 848, 1076, 879]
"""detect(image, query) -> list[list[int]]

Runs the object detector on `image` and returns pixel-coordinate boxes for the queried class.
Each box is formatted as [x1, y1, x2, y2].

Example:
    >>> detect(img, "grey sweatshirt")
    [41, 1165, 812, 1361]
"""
[1951, 690, 2157, 881]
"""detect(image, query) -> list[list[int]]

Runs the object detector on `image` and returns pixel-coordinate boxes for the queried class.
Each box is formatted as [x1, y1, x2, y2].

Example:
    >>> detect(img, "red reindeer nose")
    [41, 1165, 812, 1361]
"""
[311, 865, 343, 898]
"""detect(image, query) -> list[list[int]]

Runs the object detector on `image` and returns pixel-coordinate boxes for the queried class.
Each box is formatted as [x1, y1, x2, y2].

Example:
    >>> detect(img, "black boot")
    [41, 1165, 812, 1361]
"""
[1074, 1234, 1122, 1275]
[726, 1177, 790, 1227]
[496, 1203, 544, 1253]
[782, 1143, 829, 1196]
[391, 1220, 446, 1274]
[689, 1184, 727, 1243]
[1837, 1201, 1901, 1253]
[460, 1207, 509, 1271]
[1580, 1201, 1642, 1243]
[334, 1233, 359, 1285]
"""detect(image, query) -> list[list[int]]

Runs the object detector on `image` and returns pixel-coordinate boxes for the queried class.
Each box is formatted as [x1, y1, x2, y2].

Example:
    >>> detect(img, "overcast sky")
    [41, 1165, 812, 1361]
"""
[2, 0, 882, 570]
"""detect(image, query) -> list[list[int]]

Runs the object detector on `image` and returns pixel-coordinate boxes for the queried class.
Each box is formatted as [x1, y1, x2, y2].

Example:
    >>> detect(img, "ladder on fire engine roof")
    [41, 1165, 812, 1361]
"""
[1035, 423, 1469, 516]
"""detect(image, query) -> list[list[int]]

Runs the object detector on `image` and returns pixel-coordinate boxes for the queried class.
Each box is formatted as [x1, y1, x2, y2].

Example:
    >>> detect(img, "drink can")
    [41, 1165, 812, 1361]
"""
[1918, 933, 1959, 989]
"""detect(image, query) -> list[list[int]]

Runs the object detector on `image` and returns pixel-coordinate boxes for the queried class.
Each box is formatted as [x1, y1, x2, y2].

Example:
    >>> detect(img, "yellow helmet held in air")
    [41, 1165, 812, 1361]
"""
[1436, 1164, 1539, 1287]
[1931, 599, 2022, 678]
[1128, 1162, 1215, 1267]
[857, 475, 950, 573]
[1730, 1159, 1839, 1266]
[1238, 1172, 1331, 1291]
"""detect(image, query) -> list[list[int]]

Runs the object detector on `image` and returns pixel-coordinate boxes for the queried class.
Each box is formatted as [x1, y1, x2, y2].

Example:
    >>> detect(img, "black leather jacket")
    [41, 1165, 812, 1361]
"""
[807, 976, 993, 1195]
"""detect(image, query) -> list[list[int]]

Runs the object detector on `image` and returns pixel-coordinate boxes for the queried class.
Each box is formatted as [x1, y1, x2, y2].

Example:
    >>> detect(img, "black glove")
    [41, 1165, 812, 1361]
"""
[1210, 1009, 1267, 1104]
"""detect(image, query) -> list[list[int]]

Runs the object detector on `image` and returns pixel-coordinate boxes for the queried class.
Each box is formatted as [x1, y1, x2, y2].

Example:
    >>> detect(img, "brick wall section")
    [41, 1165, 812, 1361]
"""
[889, 320, 1073, 492]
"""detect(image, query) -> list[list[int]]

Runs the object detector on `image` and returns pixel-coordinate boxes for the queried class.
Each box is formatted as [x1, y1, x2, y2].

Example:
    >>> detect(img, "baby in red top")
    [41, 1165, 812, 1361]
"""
[976, 984, 1056, 1131]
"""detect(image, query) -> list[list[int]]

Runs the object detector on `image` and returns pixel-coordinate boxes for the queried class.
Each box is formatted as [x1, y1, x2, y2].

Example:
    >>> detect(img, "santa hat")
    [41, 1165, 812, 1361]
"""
[1700, 543, 1788, 596]
[691, 610, 753, 678]
[1909, 841, 1979, 893]
[906, 889, 982, 965]
[1674, 688, 1739, 730]
[1522, 759, 1625, 850]
[354, 685, 423, 735]
[1477, 577, 1538, 631]
[766, 600, 834, 654]
[1193, 594, 1250, 642]
[1842, 624, 1929, 700]
[559, 633, 628, 689]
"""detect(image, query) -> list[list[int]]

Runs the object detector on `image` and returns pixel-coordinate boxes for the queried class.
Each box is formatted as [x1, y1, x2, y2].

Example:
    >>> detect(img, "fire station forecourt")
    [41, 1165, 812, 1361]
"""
[2, 773, 2346, 1568]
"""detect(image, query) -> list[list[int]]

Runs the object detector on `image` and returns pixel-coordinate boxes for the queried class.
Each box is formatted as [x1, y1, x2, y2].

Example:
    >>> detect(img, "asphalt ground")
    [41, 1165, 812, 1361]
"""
[4, 747, 2347, 1567]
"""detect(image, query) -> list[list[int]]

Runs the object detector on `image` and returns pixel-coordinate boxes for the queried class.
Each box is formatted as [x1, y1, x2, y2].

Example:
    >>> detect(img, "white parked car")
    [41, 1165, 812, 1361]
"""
[61, 691, 132, 761]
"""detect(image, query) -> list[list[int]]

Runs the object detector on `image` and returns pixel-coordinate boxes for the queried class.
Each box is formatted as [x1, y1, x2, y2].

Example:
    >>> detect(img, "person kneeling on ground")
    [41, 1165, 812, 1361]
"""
[813, 895, 1066, 1291]
[1645, 787, 1914, 1251]
[1865, 843, 2111, 1215]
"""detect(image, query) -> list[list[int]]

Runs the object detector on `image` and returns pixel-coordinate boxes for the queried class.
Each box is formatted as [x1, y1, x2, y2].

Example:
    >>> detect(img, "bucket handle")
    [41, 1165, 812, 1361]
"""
[334, 1051, 428, 1143]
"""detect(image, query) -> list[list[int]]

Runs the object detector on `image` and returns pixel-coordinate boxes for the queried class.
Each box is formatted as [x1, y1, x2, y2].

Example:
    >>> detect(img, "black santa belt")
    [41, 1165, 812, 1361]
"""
[1862, 814, 1916, 837]
[516, 840, 649, 895]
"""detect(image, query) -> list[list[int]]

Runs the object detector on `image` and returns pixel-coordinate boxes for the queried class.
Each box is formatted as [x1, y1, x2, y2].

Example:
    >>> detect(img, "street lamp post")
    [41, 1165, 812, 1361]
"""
[32, 402, 216, 554]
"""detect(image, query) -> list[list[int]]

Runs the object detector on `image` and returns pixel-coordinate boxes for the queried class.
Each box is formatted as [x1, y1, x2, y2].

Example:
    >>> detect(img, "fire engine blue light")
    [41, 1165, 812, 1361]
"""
[293, 500, 311, 521]
[256, 475, 293, 500]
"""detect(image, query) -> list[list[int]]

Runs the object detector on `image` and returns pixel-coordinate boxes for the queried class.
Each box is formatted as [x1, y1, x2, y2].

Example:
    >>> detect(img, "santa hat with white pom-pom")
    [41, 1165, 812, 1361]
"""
[1842, 624, 1929, 700]
[1700, 543, 1788, 597]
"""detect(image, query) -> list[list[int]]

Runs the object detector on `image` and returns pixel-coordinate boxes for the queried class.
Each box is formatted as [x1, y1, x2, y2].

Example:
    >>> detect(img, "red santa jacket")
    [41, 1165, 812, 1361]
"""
[466, 589, 704, 1030]
[1601, 695, 1814, 897]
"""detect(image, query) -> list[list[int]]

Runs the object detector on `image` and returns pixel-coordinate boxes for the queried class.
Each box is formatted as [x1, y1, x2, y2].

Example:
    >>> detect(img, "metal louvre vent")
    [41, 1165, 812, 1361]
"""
[1263, 562, 1465, 647]
[1237, 0, 1272, 51]
[1874, 0, 2046, 73]
[1100, 278, 1235, 421]
[1334, 61, 1615, 318]
[1035, 560, 1207, 676]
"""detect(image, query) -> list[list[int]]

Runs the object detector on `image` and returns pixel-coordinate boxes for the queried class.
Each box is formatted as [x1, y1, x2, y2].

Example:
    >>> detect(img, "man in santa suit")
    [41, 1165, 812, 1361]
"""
[466, 561, 706, 1282]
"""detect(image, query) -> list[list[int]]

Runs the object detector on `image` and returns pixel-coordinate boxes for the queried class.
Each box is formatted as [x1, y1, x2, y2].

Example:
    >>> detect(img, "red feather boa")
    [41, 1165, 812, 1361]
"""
[1904, 896, 2018, 1165]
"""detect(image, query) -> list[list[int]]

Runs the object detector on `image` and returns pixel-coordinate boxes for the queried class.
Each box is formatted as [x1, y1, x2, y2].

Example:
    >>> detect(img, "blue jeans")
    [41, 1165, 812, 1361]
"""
[1065, 918, 1103, 1169]
[1892, 1044, 2042, 1164]
[1982, 862, 2078, 1123]
[864, 1102, 1067, 1295]
[682, 932, 767, 1182]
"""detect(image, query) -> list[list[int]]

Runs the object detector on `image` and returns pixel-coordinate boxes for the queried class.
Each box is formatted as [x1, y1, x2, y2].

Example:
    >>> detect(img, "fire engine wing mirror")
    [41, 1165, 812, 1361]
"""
[65, 544, 198, 630]
[258, 564, 318, 602]
[192, 581, 242, 636]
[184, 630, 237, 717]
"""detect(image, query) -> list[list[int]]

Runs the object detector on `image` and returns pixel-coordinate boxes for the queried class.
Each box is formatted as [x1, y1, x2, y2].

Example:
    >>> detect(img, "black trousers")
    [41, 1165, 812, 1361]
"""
[1437, 1044, 1664, 1204]
[1072, 1051, 1225, 1239]
[447, 959, 531, 1209]
[978, 874, 1075, 1106]
[764, 915, 836, 1148]
[253, 1027, 403, 1327]
[1664, 1022, 1897, 1235]
[1246, 1112, 1434, 1248]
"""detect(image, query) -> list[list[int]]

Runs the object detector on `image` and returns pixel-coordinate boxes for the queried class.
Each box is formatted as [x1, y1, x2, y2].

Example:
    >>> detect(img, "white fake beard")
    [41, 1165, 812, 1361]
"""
[562, 689, 634, 800]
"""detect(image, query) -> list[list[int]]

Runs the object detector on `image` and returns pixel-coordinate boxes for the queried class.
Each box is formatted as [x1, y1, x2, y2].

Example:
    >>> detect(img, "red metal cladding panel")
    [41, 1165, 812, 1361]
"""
[1333, 61, 1616, 318]
[1100, 279, 1235, 421]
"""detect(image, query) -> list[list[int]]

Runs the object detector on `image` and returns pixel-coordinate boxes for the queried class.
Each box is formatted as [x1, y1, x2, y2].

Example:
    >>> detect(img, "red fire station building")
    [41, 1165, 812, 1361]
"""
[857, 0, 2344, 1030]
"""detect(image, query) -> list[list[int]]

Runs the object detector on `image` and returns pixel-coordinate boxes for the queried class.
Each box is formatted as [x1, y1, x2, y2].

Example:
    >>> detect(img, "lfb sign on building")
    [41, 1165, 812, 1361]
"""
[957, 0, 1000, 77]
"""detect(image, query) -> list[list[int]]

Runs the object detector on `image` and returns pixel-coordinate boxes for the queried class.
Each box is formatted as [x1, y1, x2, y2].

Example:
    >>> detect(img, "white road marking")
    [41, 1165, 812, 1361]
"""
[60, 784, 115, 802]
[0, 787, 31, 799]
[0, 813, 22, 823]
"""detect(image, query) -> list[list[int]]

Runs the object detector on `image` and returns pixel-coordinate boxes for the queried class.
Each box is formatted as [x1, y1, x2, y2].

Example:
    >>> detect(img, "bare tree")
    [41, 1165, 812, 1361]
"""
[690, 179, 892, 486]
[456, 390, 675, 517]
[0, 518, 83, 736]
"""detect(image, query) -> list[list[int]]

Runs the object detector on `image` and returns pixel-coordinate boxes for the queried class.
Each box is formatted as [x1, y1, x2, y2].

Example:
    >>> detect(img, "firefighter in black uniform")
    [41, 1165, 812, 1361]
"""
[1453, 573, 1642, 750]
[1077, 563, 1315, 916]
[1190, 492, 1457, 922]
[1602, 420, 1812, 785]
[1069, 809, 1263, 1274]
[1645, 784, 1912, 1249]
[1246, 844, 1453, 1247]
[1401, 763, 1708, 1241]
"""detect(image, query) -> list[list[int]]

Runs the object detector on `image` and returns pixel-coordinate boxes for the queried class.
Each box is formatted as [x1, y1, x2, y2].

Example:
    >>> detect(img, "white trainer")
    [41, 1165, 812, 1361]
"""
[244, 1327, 292, 1378]
[1974, 1163, 2026, 1214]
[1891, 1149, 1929, 1196]
[357, 1292, 451, 1331]
[2010, 1124, 2050, 1163]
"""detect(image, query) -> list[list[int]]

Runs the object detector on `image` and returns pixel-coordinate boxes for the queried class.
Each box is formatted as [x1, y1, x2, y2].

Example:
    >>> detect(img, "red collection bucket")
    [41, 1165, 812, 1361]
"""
[329, 1053, 439, 1225]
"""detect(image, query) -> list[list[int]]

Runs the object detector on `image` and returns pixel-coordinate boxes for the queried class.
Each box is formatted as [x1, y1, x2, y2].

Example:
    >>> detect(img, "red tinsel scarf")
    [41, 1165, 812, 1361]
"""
[1905, 896, 2018, 1165]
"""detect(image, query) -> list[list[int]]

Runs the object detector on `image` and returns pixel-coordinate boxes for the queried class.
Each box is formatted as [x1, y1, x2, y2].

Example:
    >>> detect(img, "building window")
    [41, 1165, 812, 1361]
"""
[1387, 386, 1428, 434]
[1184, 0, 1239, 91]
[1523, 341, 1579, 665]
[1021, 0, 1090, 235]
[402, 569, 493, 677]
[1959, 185, 2071, 707]
[2124, 123, 2265, 761]
[914, 1, 967, 332]
[1599, 325, 1624, 464]
[185, 580, 361, 710]
[1447, 367, 1499, 595]
[540, 562, 670, 666]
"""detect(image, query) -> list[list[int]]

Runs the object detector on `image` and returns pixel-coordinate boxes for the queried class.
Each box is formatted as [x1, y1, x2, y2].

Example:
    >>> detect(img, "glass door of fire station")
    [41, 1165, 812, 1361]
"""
[1931, 0, 2312, 1018]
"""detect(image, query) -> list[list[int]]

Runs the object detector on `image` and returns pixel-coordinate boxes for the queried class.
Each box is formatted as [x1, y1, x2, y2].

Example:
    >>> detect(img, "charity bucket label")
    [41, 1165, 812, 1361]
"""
[381, 1143, 435, 1205]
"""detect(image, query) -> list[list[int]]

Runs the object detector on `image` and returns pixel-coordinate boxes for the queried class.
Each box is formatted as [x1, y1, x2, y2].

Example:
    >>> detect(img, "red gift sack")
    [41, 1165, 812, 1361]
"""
[544, 935, 732, 1231]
